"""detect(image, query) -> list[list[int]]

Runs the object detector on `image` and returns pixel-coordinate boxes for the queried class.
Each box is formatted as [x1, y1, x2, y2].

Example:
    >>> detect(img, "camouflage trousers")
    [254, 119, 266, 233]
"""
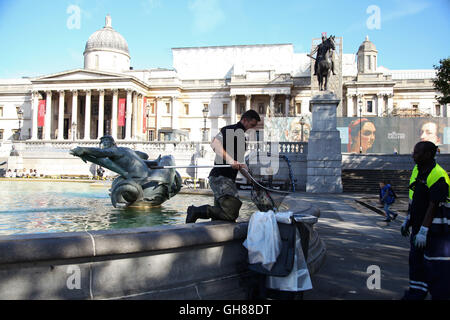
[207, 175, 242, 221]
[208, 175, 240, 201]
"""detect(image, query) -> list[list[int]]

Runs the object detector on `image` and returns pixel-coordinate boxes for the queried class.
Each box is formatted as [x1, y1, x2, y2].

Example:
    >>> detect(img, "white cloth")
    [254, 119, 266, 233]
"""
[243, 210, 281, 271]
[266, 228, 313, 292]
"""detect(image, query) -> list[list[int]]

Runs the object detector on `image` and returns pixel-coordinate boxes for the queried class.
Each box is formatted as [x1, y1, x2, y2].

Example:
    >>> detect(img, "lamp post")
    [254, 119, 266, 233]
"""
[71, 122, 76, 141]
[17, 108, 23, 140]
[202, 105, 208, 142]
[299, 116, 305, 142]
[358, 97, 363, 154]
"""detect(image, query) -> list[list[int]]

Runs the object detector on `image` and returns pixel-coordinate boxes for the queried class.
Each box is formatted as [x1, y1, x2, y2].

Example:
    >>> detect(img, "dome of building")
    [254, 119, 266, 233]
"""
[357, 36, 379, 74]
[83, 15, 131, 72]
[358, 35, 377, 53]
[84, 15, 129, 57]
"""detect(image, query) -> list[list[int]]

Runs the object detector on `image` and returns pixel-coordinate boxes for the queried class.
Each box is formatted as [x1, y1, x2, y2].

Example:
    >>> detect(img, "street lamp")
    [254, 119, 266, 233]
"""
[71, 122, 76, 141]
[202, 105, 208, 142]
[358, 97, 363, 154]
[17, 108, 23, 140]
[299, 116, 305, 142]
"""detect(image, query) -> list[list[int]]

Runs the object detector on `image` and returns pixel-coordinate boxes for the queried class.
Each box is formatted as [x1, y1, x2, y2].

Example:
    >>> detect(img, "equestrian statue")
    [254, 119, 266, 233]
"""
[70, 135, 181, 208]
[308, 33, 336, 91]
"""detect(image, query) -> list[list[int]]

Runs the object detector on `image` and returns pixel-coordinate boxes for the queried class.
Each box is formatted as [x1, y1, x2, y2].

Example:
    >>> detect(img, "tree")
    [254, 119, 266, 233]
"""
[433, 57, 450, 105]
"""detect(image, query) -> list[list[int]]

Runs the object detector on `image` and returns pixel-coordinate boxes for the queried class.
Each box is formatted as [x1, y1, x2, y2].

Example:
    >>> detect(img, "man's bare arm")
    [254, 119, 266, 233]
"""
[210, 138, 246, 170]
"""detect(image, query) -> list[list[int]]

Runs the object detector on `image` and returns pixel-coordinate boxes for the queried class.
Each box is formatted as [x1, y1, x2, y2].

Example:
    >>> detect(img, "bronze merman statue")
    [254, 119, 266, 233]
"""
[70, 135, 181, 208]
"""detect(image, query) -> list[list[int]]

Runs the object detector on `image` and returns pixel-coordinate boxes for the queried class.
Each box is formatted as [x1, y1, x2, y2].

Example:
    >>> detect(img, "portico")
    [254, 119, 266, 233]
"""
[30, 69, 148, 141]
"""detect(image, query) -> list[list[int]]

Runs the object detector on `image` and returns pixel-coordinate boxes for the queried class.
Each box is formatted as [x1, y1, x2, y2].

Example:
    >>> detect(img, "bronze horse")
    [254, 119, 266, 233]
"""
[315, 36, 336, 91]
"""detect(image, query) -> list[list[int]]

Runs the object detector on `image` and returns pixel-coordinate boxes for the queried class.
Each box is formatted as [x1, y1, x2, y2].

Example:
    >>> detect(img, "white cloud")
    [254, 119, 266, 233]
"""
[141, 0, 162, 14]
[188, 0, 226, 34]
[382, 0, 431, 22]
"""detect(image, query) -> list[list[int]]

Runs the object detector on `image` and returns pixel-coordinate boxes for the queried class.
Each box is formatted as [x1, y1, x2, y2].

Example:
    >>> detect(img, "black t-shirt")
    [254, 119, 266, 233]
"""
[209, 121, 247, 181]
[410, 162, 449, 234]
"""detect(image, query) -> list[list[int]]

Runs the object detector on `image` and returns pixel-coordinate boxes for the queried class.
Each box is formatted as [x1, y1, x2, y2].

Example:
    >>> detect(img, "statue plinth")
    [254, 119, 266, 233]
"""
[306, 93, 343, 193]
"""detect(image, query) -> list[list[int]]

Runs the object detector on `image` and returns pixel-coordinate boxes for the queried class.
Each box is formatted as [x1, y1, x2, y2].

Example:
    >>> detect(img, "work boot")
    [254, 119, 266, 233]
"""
[186, 205, 210, 223]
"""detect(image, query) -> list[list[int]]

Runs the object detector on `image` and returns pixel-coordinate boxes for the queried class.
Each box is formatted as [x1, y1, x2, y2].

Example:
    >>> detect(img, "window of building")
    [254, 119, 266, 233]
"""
[148, 129, 155, 141]
[0, 129, 3, 140]
[184, 104, 189, 115]
[239, 103, 245, 114]
[275, 103, 283, 115]
[258, 103, 265, 115]
[295, 103, 302, 115]
[435, 104, 441, 117]
[0, 106, 3, 117]
[367, 101, 373, 113]
[222, 103, 228, 115]
[166, 102, 171, 114]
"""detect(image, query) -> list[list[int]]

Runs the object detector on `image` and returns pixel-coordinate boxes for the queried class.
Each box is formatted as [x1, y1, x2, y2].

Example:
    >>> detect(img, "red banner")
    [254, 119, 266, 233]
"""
[143, 97, 148, 133]
[118, 98, 126, 127]
[38, 100, 46, 127]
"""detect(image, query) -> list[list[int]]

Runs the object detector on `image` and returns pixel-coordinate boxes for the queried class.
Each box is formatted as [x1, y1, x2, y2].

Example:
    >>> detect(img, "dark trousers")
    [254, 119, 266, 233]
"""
[424, 233, 450, 300]
[406, 236, 429, 299]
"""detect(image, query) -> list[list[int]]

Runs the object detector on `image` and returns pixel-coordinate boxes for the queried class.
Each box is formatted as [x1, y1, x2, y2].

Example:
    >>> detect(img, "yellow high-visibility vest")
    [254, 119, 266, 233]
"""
[409, 163, 450, 201]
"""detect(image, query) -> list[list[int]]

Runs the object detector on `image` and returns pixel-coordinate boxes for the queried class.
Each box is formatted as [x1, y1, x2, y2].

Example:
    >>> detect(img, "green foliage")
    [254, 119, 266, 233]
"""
[433, 57, 450, 105]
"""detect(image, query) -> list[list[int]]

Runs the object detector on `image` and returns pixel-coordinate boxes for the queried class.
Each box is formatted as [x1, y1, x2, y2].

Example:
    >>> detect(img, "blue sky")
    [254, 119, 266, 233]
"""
[0, 0, 449, 78]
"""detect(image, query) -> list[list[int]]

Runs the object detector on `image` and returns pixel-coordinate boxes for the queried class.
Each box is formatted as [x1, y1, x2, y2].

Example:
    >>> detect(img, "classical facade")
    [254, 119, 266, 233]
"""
[0, 16, 445, 144]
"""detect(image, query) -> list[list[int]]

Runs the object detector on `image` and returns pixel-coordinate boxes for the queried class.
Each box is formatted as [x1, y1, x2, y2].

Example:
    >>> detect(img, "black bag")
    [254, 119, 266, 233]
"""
[248, 220, 296, 277]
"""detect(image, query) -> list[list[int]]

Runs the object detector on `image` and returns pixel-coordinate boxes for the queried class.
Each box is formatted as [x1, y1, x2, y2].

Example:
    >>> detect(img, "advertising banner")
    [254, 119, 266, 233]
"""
[118, 98, 126, 127]
[38, 100, 46, 127]
[337, 117, 450, 154]
[263, 116, 450, 154]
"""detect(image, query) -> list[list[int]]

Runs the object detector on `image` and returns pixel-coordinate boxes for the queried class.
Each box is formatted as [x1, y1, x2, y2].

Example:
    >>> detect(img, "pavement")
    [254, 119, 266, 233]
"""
[291, 192, 412, 300]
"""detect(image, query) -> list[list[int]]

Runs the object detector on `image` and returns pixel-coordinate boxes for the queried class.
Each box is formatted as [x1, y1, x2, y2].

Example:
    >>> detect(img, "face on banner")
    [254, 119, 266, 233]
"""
[118, 98, 126, 127]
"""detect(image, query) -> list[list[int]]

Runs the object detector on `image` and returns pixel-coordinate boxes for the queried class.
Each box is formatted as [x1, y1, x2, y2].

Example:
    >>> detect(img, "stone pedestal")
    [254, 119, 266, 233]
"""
[306, 92, 343, 193]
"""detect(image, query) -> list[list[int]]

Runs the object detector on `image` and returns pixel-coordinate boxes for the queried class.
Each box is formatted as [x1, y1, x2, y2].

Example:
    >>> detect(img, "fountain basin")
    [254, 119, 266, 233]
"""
[0, 189, 325, 300]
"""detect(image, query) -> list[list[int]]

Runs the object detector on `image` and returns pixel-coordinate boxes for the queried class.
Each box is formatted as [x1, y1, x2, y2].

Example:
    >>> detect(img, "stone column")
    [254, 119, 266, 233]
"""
[31, 91, 39, 140]
[111, 89, 118, 140]
[57, 90, 65, 140]
[44, 90, 52, 140]
[71, 90, 78, 140]
[376, 93, 384, 117]
[346, 94, 354, 117]
[245, 94, 251, 111]
[98, 89, 105, 139]
[171, 96, 179, 130]
[155, 96, 161, 138]
[306, 92, 342, 193]
[285, 95, 290, 117]
[269, 94, 275, 116]
[386, 93, 394, 116]
[132, 91, 138, 139]
[84, 89, 91, 140]
[230, 95, 236, 124]
[125, 89, 133, 140]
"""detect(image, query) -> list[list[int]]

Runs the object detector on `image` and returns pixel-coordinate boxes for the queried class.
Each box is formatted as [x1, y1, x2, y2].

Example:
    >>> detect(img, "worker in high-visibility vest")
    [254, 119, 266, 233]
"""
[401, 141, 450, 300]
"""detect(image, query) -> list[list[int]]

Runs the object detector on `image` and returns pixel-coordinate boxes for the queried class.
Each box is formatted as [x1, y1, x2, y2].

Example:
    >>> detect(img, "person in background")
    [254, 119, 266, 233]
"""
[379, 180, 398, 222]
[401, 141, 450, 300]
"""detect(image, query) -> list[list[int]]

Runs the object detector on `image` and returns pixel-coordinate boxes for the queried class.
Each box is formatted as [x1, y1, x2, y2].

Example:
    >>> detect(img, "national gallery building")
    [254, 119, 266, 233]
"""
[0, 15, 445, 146]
